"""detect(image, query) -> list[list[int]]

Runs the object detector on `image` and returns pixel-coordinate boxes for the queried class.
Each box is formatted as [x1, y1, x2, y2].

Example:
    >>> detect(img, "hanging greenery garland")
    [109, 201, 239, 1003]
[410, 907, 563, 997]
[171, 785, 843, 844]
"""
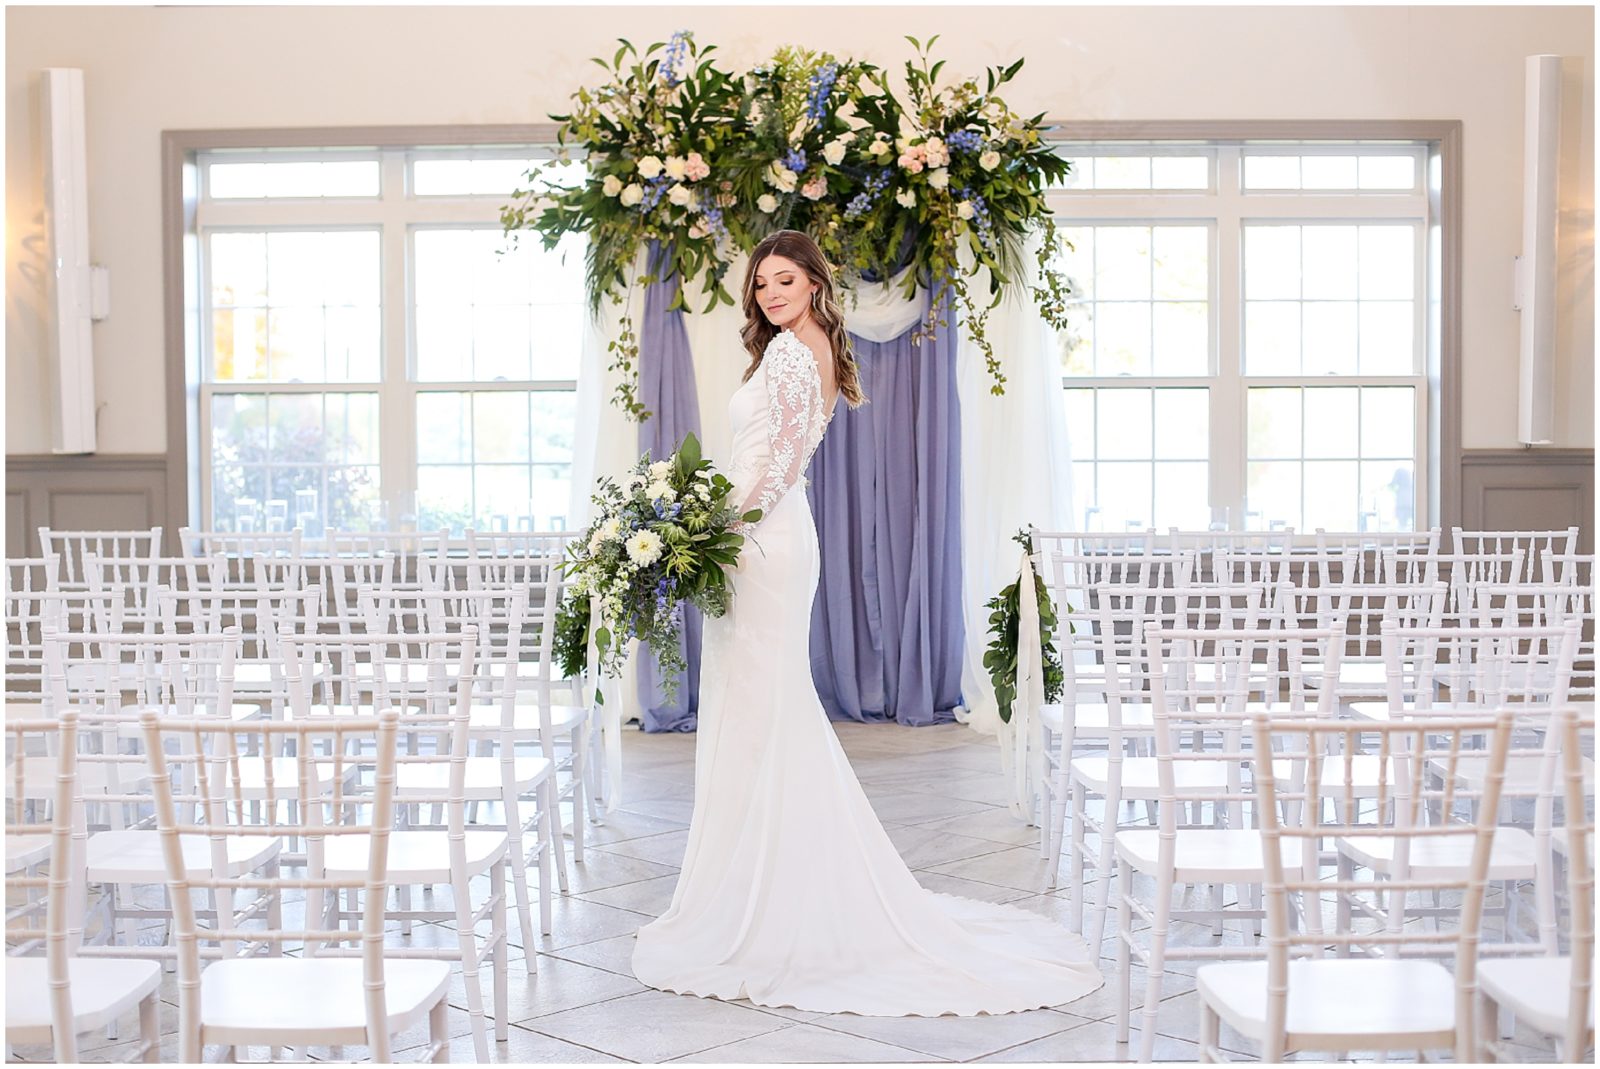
[983, 528, 1067, 724]
[503, 31, 1077, 419]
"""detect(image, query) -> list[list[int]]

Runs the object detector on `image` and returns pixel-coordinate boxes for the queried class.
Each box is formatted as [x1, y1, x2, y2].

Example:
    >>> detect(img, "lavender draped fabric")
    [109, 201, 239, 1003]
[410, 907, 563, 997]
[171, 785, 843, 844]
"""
[805, 285, 965, 726]
[637, 242, 702, 732]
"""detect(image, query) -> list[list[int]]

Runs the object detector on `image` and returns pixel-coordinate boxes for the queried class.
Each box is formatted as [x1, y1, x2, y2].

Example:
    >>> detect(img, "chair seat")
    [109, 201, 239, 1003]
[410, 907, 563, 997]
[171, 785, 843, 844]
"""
[1335, 825, 1537, 880]
[322, 829, 509, 883]
[467, 702, 587, 735]
[5, 833, 52, 873]
[1307, 659, 1388, 695]
[1040, 701, 1155, 734]
[1196, 958, 1456, 1048]
[6, 957, 163, 1040]
[196, 957, 451, 1046]
[1478, 956, 1596, 1037]
[1347, 700, 1476, 723]
[1429, 752, 1595, 794]
[233, 661, 326, 690]
[1069, 756, 1233, 799]
[1115, 828, 1306, 880]
[394, 756, 553, 799]
[87, 829, 282, 883]
[7, 760, 149, 798]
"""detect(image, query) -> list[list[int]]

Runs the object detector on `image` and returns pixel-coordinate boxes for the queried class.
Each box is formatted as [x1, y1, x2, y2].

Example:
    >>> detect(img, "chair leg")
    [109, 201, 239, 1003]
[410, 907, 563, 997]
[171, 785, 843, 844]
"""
[492, 857, 509, 1043]
[139, 992, 160, 1063]
[538, 779, 556, 936]
[450, 872, 490, 1063]
[1199, 999, 1221, 1063]
[1069, 777, 1087, 935]
[503, 789, 538, 961]
[569, 728, 587, 865]
[1474, 989, 1498, 1063]
[429, 997, 450, 1063]
[1089, 777, 1123, 948]
[1139, 873, 1172, 1063]
[1115, 861, 1134, 1045]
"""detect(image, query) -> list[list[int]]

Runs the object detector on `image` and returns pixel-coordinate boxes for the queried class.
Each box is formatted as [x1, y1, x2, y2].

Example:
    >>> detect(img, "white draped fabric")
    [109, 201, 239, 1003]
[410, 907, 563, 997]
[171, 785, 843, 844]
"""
[567, 238, 1075, 815]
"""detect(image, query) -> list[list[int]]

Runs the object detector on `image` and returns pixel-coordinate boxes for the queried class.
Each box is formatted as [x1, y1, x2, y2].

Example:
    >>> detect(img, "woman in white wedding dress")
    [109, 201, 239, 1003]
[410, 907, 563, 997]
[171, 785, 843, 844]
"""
[631, 230, 1102, 1016]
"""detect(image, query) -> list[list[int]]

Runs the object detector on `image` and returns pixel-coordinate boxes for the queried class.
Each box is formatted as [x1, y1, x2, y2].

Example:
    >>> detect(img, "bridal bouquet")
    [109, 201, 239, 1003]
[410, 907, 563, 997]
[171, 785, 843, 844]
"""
[558, 432, 756, 704]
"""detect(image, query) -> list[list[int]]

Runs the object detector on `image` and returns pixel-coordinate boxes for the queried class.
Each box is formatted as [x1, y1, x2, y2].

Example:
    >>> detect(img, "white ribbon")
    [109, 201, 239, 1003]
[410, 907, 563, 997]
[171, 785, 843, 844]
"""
[998, 546, 1046, 821]
[840, 264, 927, 343]
[586, 595, 625, 813]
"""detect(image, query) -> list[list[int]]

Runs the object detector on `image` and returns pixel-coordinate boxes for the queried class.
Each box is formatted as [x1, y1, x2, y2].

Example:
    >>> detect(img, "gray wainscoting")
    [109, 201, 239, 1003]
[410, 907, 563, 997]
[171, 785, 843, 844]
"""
[5, 454, 169, 557]
[1459, 449, 1596, 551]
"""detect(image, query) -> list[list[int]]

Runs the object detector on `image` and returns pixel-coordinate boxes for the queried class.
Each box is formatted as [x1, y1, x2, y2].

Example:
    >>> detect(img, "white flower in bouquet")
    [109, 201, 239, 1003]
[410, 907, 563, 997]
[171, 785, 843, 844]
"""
[687, 220, 708, 239]
[822, 139, 848, 166]
[587, 529, 606, 555]
[637, 155, 664, 179]
[664, 155, 688, 181]
[956, 200, 975, 220]
[924, 137, 950, 167]
[927, 167, 950, 190]
[979, 149, 1001, 171]
[684, 152, 711, 181]
[896, 188, 916, 208]
[668, 183, 693, 207]
[869, 138, 891, 158]
[765, 162, 798, 192]
[800, 174, 828, 200]
[600, 516, 623, 541]
[649, 460, 673, 480]
[757, 192, 778, 213]
[627, 471, 647, 491]
[646, 479, 676, 502]
[601, 174, 623, 196]
[625, 529, 665, 566]
[619, 183, 644, 207]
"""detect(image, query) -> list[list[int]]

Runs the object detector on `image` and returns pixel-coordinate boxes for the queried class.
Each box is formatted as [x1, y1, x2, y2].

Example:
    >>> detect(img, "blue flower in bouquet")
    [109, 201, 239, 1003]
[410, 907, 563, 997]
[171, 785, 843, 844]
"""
[782, 147, 807, 174]
[946, 129, 984, 154]
[959, 185, 997, 252]
[805, 62, 839, 122]
[844, 167, 893, 220]
[661, 30, 691, 87]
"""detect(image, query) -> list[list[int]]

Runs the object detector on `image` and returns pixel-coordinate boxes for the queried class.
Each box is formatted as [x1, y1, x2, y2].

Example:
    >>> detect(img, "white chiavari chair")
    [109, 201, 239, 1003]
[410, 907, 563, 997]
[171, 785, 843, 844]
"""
[83, 551, 222, 633]
[1452, 526, 1579, 584]
[1031, 547, 1196, 890]
[178, 526, 304, 589]
[1299, 580, 1448, 702]
[325, 527, 450, 591]
[1116, 623, 1342, 1061]
[1539, 548, 1594, 588]
[1313, 527, 1441, 585]
[7, 553, 62, 596]
[1197, 712, 1514, 1062]
[143, 708, 455, 1063]
[39, 527, 162, 591]
[1169, 527, 1294, 586]
[6, 711, 164, 1063]
[1476, 705, 1596, 1062]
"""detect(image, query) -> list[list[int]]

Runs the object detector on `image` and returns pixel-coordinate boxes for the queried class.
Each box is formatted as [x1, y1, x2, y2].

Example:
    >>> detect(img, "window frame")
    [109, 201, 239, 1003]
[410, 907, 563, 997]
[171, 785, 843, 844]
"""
[1039, 122, 1460, 537]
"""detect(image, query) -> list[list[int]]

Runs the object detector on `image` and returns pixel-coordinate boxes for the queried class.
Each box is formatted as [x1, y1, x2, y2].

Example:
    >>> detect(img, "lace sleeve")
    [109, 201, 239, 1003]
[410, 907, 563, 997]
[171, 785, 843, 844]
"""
[732, 333, 819, 531]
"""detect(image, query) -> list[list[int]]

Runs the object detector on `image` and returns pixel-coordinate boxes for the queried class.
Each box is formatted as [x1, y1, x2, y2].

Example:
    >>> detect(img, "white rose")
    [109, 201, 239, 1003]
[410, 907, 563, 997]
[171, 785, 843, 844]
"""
[765, 162, 798, 192]
[637, 155, 663, 179]
[663, 155, 688, 181]
[757, 193, 778, 213]
[587, 531, 605, 555]
[625, 529, 664, 566]
[869, 139, 891, 157]
[619, 183, 644, 207]
[646, 480, 676, 502]
[649, 460, 672, 480]
[927, 168, 949, 190]
[956, 200, 975, 220]
[822, 140, 847, 166]
[979, 149, 1001, 171]
[668, 183, 692, 206]
[895, 188, 916, 208]
[601, 174, 623, 197]
[626, 471, 647, 490]
[839, 130, 858, 144]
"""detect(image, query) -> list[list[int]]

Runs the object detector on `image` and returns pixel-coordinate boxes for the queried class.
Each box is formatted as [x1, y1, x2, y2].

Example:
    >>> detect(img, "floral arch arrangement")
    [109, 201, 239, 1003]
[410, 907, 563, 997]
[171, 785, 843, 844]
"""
[502, 32, 1074, 420]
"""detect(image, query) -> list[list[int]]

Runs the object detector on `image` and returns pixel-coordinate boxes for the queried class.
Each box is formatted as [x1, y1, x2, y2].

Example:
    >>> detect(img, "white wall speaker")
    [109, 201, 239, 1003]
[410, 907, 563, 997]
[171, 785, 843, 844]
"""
[41, 67, 106, 455]
[1515, 54, 1562, 446]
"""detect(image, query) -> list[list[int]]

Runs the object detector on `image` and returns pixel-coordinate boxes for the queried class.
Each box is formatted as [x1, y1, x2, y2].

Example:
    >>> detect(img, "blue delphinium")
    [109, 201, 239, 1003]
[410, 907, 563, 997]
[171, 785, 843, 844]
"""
[700, 202, 729, 242]
[805, 62, 839, 122]
[843, 168, 894, 220]
[640, 174, 672, 212]
[947, 129, 984, 154]
[660, 30, 691, 88]
[782, 147, 807, 174]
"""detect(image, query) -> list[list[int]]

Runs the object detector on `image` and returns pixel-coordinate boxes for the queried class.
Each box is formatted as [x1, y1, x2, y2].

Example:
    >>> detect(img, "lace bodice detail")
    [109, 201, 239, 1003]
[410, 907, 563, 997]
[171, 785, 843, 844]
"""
[731, 330, 833, 530]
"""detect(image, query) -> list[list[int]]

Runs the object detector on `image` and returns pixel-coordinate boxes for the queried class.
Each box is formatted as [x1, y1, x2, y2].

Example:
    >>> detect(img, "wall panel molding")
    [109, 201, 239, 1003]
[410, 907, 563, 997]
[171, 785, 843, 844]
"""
[5, 454, 169, 556]
[1459, 448, 1595, 550]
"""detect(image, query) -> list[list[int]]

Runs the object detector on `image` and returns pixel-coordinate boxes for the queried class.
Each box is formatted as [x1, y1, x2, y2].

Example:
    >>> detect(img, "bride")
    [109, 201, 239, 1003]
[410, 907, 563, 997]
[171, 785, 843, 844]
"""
[631, 229, 1102, 1016]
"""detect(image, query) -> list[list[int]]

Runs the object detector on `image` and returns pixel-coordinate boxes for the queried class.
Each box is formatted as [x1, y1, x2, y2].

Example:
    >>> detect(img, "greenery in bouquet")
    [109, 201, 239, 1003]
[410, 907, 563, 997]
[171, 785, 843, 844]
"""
[561, 432, 756, 704]
[502, 30, 746, 421]
[983, 528, 1068, 724]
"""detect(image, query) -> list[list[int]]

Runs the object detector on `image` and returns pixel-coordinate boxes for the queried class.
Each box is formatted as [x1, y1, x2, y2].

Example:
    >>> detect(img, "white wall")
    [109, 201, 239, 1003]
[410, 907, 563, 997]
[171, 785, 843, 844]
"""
[6, 4, 1593, 455]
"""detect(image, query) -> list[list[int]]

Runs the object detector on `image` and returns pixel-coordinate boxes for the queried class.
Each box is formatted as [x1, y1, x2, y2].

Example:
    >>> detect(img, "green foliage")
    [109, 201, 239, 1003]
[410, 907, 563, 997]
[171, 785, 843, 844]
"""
[983, 527, 1068, 724]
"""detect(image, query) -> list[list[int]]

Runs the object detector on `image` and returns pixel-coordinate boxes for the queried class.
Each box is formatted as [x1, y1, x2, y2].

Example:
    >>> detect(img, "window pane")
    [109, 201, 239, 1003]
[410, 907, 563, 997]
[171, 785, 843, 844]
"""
[1358, 155, 1416, 190]
[1060, 303, 1094, 376]
[418, 465, 473, 535]
[1152, 226, 1208, 301]
[1242, 155, 1299, 190]
[1303, 387, 1358, 459]
[1097, 389, 1152, 460]
[1095, 303, 1152, 375]
[1153, 462, 1209, 529]
[1095, 157, 1151, 189]
[1152, 302, 1208, 376]
[1303, 460, 1359, 530]
[417, 392, 470, 464]
[1057, 227, 1094, 301]
[325, 307, 381, 382]
[1358, 226, 1414, 300]
[1301, 226, 1357, 300]
[1248, 387, 1301, 458]
[474, 305, 533, 381]
[474, 466, 533, 527]
[1359, 300, 1414, 374]
[1153, 388, 1208, 460]
[1063, 389, 1095, 461]
[1243, 226, 1300, 300]
[1097, 462, 1153, 529]
[266, 307, 325, 382]
[1244, 301, 1300, 375]
[1150, 156, 1209, 190]
[212, 308, 267, 382]
[1247, 461, 1301, 530]
[1095, 227, 1152, 301]
[416, 305, 472, 382]
[207, 160, 379, 199]
[1302, 302, 1358, 376]
[1301, 155, 1358, 189]
[474, 392, 531, 464]
[210, 233, 267, 307]
[1361, 387, 1415, 458]
[1361, 460, 1416, 530]
[530, 392, 577, 465]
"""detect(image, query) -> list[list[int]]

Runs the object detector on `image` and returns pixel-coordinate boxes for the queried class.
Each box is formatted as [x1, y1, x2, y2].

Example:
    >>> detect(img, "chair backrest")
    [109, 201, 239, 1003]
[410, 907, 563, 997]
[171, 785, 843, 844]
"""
[6, 588, 122, 709]
[1308, 581, 1448, 665]
[355, 587, 528, 719]
[82, 552, 221, 627]
[141, 709, 403, 1059]
[464, 528, 581, 558]
[280, 628, 478, 722]
[1314, 527, 1442, 585]
[1251, 712, 1514, 1057]
[4, 710, 92, 1062]
[7, 554, 61, 596]
[1170, 527, 1294, 583]
[1452, 526, 1579, 584]
[38, 528, 162, 588]
[1538, 549, 1594, 587]
[178, 527, 305, 587]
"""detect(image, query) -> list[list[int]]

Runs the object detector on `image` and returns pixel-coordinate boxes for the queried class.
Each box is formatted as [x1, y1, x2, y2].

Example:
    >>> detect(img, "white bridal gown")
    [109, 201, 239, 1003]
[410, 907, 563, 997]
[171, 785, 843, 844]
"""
[631, 329, 1103, 1016]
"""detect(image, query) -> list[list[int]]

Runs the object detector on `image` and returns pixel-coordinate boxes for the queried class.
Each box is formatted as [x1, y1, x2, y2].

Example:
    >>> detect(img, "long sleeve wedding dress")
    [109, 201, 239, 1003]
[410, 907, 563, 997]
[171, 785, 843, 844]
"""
[630, 328, 1103, 1015]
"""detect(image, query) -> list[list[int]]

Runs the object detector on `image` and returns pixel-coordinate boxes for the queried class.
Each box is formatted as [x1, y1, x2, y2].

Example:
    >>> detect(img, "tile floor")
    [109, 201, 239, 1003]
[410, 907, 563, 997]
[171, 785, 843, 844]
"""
[11, 722, 1567, 1063]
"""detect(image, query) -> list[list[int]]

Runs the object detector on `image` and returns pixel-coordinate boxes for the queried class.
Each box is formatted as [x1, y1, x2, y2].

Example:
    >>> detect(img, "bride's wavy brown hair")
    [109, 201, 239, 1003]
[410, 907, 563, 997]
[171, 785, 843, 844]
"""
[739, 230, 866, 409]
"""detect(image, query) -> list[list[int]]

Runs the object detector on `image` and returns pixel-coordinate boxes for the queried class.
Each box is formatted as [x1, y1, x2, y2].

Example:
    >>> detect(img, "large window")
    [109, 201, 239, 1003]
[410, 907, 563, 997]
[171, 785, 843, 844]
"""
[195, 145, 585, 537]
[1048, 142, 1431, 533]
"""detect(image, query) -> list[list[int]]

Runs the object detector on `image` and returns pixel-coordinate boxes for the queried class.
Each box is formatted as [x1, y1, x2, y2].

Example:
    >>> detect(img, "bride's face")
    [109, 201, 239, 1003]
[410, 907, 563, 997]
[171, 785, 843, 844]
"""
[753, 254, 818, 332]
